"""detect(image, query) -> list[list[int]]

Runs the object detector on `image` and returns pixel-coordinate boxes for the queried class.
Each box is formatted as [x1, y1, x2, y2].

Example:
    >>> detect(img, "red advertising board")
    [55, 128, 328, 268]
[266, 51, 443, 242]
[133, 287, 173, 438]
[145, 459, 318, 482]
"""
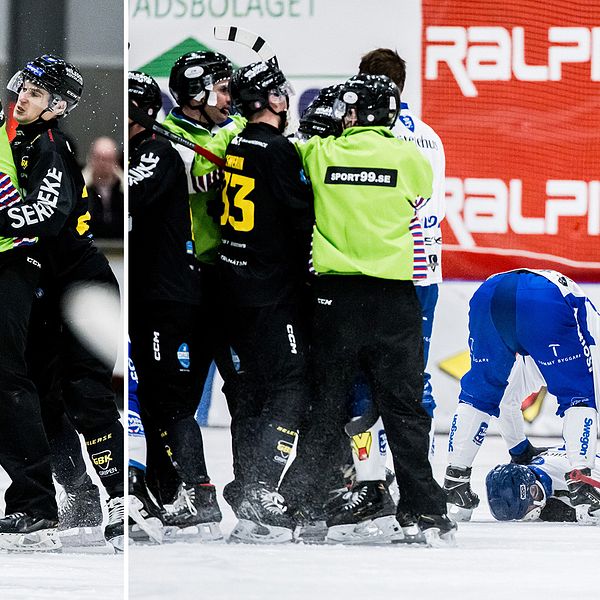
[422, 1, 600, 280]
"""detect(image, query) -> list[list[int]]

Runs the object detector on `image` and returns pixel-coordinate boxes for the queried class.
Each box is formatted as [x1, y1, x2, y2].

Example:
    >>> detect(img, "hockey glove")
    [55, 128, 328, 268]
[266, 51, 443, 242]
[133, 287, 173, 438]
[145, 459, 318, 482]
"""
[444, 466, 480, 522]
[509, 439, 549, 465]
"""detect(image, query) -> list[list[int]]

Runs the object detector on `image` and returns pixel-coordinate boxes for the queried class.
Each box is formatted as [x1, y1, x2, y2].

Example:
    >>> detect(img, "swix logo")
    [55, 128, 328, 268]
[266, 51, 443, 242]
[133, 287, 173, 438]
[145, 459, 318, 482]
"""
[153, 331, 161, 361]
[426, 26, 600, 97]
[286, 324, 298, 354]
[579, 417, 593, 456]
[445, 178, 600, 246]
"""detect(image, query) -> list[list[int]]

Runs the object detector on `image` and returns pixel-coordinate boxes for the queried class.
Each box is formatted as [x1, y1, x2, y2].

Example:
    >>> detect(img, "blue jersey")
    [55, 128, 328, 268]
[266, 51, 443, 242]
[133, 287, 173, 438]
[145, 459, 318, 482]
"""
[460, 269, 598, 417]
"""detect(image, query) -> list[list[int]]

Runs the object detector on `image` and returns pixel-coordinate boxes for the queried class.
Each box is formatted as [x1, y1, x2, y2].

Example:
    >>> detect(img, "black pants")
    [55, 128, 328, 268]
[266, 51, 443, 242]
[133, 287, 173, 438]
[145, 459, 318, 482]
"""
[225, 300, 311, 488]
[29, 255, 124, 496]
[286, 275, 446, 516]
[130, 299, 210, 488]
[0, 249, 57, 519]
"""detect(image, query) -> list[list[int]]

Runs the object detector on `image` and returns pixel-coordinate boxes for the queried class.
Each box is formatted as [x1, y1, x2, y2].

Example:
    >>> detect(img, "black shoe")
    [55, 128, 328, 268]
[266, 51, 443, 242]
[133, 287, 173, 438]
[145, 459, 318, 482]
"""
[223, 479, 245, 514]
[164, 482, 223, 527]
[0, 513, 58, 534]
[129, 466, 164, 544]
[237, 483, 294, 529]
[58, 478, 103, 530]
[105, 496, 125, 551]
[0, 513, 60, 551]
[444, 466, 479, 521]
[565, 468, 600, 523]
[394, 510, 425, 544]
[417, 513, 457, 546]
[326, 481, 395, 527]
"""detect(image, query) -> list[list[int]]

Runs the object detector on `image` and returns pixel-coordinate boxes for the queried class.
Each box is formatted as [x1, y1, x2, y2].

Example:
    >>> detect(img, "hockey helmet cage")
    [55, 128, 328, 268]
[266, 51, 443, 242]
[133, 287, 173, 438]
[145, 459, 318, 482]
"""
[7, 54, 83, 117]
[298, 84, 343, 140]
[169, 51, 233, 106]
[230, 61, 293, 118]
[334, 74, 399, 128]
[128, 71, 162, 118]
[485, 464, 547, 521]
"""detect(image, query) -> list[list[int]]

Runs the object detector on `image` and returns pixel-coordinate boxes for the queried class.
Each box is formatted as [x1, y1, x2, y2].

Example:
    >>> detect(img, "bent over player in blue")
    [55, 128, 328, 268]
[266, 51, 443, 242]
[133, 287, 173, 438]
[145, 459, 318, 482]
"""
[442, 269, 599, 524]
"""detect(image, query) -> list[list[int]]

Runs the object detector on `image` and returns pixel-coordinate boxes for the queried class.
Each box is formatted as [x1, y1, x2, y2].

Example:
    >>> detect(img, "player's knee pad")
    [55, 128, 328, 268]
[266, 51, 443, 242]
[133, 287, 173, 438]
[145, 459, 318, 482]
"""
[563, 406, 598, 469]
[447, 402, 491, 468]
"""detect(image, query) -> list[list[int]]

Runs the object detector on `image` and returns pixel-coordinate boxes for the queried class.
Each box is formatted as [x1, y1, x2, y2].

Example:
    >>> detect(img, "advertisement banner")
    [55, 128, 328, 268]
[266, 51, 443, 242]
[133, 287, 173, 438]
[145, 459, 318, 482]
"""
[422, 0, 600, 281]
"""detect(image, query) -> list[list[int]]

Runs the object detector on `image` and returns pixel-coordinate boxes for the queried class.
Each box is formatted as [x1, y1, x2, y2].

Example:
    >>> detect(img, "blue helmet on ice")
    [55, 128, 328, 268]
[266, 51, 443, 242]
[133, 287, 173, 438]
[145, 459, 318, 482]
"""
[486, 464, 546, 521]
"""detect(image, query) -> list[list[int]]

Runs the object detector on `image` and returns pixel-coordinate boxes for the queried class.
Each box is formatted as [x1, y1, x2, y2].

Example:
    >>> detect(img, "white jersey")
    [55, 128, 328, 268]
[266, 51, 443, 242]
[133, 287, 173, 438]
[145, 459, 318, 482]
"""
[528, 447, 600, 499]
[392, 103, 445, 285]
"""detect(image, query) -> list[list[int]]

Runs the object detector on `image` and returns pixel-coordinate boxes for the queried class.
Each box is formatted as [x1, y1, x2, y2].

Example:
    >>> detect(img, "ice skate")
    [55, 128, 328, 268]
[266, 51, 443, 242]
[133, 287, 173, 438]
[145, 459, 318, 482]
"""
[392, 511, 426, 545]
[565, 468, 600, 524]
[57, 478, 113, 554]
[163, 482, 223, 542]
[417, 514, 457, 547]
[105, 496, 125, 552]
[129, 466, 164, 544]
[292, 505, 328, 544]
[229, 483, 294, 544]
[325, 481, 399, 544]
[0, 513, 61, 552]
[444, 466, 480, 522]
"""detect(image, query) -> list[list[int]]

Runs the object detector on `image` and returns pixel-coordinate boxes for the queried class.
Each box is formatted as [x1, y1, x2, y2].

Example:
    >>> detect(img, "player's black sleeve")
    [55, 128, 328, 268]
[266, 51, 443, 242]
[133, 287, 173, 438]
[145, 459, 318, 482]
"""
[129, 142, 183, 215]
[0, 148, 78, 237]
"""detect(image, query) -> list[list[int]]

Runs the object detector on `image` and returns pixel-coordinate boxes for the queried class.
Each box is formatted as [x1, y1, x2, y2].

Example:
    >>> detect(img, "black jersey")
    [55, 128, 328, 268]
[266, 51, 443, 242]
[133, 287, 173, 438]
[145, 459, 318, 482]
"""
[128, 130, 201, 305]
[218, 122, 314, 307]
[2, 120, 99, 278]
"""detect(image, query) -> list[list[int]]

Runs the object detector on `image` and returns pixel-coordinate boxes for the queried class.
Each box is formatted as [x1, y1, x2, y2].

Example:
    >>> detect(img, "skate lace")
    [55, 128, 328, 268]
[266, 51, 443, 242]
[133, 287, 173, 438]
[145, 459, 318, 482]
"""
[57, 489, 76, 517]
[173, 485, 198, 516]
[259, 490, 287, 514]
[344, 486, 368, 510]
[107, 497, 125, 525]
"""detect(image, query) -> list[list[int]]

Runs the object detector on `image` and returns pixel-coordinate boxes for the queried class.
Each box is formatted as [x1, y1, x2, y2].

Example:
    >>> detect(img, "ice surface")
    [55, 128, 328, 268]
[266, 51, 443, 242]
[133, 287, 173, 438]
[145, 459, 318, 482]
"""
[130, 428, 599, 600]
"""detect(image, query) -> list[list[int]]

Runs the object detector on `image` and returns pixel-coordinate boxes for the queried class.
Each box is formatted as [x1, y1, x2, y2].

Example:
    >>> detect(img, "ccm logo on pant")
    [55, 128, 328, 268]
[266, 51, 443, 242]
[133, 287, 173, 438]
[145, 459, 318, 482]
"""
[286, 324, 297, 355]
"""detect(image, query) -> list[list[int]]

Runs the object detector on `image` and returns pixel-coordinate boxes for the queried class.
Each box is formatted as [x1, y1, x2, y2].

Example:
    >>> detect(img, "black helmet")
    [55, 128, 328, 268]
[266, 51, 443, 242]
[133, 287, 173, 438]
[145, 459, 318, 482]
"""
[230, 61, 292, 117]
[335, 74, 399, 128]
[7, 54, 83, 117]
[128, 71, 162, 118]
[298, 84, 343, 139]
[169, 51, 232, 106]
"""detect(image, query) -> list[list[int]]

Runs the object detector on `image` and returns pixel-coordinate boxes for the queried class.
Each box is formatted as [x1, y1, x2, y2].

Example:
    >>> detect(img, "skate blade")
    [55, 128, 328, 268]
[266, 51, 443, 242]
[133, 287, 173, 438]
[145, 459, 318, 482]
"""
[229, 519, 292, 544]
[423, 527, 457, 548]
[107, 534, 126, 553]
[0, 529, 61, 552]
[446, 503, 474, 523]
[162, 522, 223, 543]
[129, 519, 164, 545]
[391, 524, 426, 545]
[59, 526, 115, 554]
[575, 505, 600, 525]
[129, 498, 164, 544]
[326, 515, 397, 545]
[294, 522, 328, 545]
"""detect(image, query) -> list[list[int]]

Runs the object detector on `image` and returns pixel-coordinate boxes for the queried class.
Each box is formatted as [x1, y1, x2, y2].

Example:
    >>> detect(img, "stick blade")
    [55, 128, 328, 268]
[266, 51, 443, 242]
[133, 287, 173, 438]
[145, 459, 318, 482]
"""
[214, 26, 278, 65]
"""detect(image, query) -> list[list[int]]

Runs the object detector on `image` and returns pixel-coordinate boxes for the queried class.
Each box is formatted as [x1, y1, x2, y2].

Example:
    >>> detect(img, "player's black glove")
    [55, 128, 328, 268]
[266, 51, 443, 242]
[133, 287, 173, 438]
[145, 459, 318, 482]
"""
[509, 439, 549, 465]
[0, 99, 5, 127]
[204, 170, 225, 224]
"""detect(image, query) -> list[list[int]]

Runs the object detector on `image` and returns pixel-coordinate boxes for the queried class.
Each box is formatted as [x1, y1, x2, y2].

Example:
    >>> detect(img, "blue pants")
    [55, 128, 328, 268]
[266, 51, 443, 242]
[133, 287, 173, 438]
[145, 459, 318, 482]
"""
[460, 271, 596, 417]
[352, 283, 438, 418]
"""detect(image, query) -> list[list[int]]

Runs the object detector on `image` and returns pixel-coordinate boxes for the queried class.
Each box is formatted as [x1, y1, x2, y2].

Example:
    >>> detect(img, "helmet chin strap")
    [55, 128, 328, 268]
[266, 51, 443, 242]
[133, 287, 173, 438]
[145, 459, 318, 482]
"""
[184, 101, 215, 129]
